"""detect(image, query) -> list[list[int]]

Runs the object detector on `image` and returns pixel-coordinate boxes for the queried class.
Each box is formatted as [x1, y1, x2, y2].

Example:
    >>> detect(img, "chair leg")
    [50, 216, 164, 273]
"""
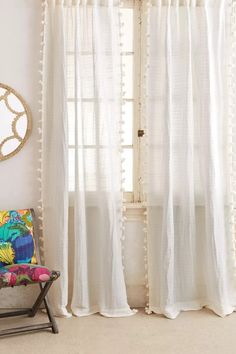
[29, 283, 59, 332]
[36, 283, 59, 333]
[43, 295, 59, 334]
[29, 282, 53, 318]
[0, 281, 59, 337]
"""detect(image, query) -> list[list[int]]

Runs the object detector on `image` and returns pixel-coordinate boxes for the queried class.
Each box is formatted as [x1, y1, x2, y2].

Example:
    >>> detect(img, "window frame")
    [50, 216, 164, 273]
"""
[121, 0, 144, 204]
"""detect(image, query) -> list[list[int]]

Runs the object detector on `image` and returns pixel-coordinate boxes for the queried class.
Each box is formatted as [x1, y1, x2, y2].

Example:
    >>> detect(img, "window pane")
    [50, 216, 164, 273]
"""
[78, 102, 96, 146]
[123, 148, 133, 192]
[68, 102, 75, 146]
[120, 9, 133, 52]
[123, 55, 133, 99]
[68, 102, 97, 146]
[69, 148, 75, 191]
[80, 55, 94, 99]
[122, 101, 133, 146]
[79, 149, 97, 191]
[69, 148, 97, 192]
[67, 5, 136, 195]
[67, 55, 94, 99]
[67, 55, 74, 99]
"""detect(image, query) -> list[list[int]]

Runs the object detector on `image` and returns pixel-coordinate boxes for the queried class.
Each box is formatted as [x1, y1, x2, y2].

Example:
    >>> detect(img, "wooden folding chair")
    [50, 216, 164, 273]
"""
[0, 209, 60, 336]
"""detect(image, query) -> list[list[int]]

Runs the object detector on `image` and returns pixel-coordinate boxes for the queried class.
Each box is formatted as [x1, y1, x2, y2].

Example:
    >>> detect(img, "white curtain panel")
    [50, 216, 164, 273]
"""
[145, 0, 236, 318]
[42, 0, 134, 317]
[42, 1, 70, 317]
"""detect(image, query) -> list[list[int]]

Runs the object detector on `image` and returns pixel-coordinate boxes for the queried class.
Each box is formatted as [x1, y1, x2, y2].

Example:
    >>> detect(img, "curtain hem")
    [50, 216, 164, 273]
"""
[51, 306, 72, 318]
[71, 306, 138, 318]
[148, 301, 235, 319]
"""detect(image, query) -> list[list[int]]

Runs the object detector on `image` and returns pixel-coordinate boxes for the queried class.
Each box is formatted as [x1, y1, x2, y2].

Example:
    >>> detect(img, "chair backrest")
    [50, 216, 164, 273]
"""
[0, 209, 39, 267]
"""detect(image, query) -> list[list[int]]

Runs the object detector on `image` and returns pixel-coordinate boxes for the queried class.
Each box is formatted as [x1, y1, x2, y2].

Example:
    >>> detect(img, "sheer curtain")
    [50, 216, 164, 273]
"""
[145, 0, 236, 319]
[42, 0, 134, 317]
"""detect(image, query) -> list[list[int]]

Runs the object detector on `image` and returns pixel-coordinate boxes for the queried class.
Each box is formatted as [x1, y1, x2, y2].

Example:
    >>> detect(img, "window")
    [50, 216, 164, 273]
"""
[67, 0, 145, 204]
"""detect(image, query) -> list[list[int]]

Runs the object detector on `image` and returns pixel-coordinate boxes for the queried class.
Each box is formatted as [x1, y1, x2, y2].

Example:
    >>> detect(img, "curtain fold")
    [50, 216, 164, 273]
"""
[145, 0, 235, 319]
[42, 0, 133, 317]
[42, 1, 70, 317]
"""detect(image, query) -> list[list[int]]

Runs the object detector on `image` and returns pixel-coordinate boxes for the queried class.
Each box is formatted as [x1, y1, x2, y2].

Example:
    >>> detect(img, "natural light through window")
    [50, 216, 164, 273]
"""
[67, 2, 143, 203]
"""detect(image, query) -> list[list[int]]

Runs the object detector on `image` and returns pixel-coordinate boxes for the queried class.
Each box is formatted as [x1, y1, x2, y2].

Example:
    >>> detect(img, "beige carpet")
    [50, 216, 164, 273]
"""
[0, 308, 236, 354]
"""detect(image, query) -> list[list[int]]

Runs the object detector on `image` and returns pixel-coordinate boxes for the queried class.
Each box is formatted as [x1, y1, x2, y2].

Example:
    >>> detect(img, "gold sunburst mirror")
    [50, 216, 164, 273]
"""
[0, 83, 32, 161]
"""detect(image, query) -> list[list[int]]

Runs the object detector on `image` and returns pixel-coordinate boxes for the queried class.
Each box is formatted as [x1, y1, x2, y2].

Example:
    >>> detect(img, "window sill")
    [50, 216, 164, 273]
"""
[69, 193, 146, 221]
[124, 203, 146, 221]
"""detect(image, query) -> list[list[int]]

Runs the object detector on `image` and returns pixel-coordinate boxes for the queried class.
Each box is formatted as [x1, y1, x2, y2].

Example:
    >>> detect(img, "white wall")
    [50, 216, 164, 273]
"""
[0, 0, 42, 307]
[0, 0, 41, 210]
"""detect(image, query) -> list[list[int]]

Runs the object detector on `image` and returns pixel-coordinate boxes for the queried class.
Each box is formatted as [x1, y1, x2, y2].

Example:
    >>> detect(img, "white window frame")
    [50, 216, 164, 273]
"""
[122, 0, 144, 205]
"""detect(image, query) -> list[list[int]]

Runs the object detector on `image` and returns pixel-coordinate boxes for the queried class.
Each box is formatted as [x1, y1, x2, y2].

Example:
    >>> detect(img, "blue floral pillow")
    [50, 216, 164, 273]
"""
[0, 210, 36, 267]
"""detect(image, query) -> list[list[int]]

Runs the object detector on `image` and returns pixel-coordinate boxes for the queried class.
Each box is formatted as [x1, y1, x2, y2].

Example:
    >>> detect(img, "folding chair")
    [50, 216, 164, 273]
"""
[0, 208, 60, 336]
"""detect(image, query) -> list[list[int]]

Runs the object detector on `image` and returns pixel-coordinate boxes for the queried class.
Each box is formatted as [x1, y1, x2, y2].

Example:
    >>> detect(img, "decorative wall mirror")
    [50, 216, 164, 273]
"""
[0, 83, 32, 161]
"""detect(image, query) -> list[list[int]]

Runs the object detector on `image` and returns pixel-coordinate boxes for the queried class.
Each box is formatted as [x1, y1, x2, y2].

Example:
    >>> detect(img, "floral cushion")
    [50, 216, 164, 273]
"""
[0, 210, 37, 266]
[0, 264, 60, 288]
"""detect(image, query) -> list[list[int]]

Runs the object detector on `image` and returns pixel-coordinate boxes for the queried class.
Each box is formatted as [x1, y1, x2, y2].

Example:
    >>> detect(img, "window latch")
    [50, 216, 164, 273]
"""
[138, 129, 145, 137]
